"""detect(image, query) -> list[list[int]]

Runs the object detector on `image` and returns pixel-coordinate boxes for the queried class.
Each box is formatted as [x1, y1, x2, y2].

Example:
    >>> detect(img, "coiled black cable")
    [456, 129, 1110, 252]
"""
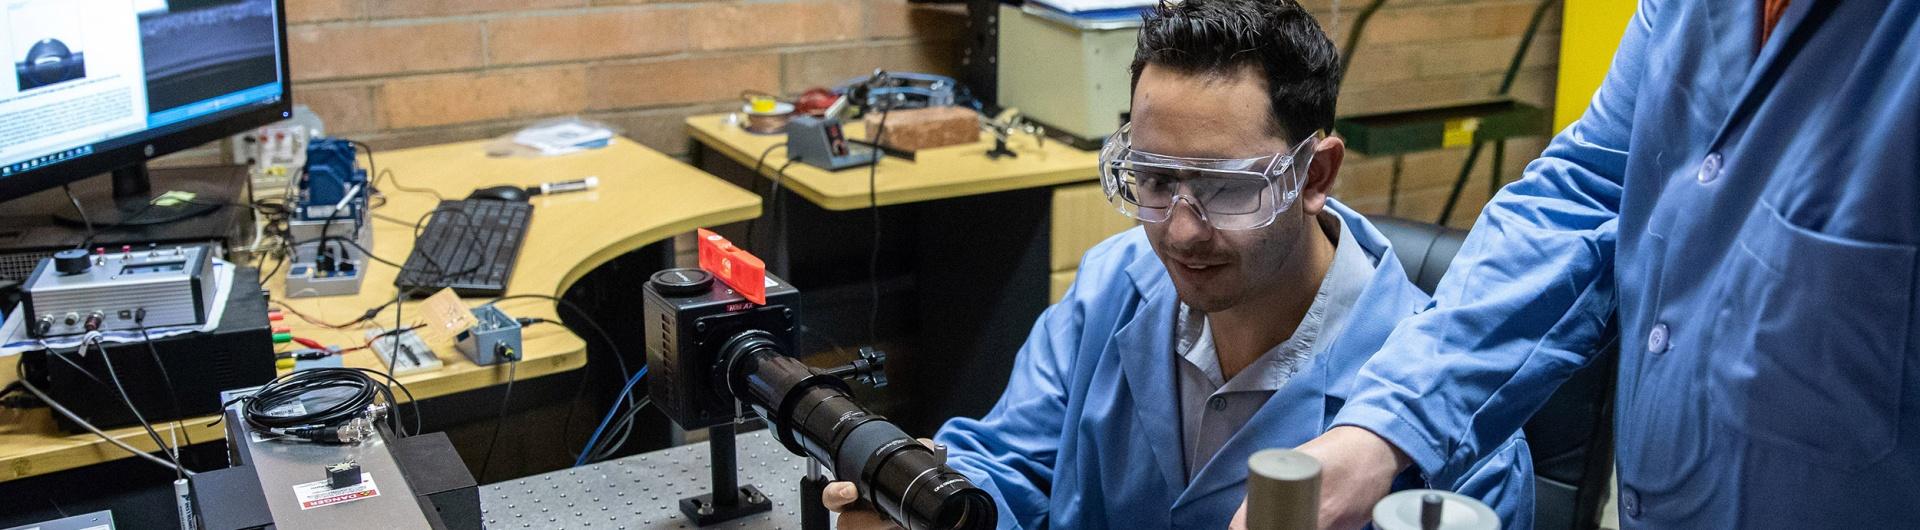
[242, 367, 416, 441]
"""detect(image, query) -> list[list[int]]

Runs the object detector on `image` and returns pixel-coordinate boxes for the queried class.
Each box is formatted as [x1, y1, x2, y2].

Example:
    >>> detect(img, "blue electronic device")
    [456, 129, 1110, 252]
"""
[298, 138, 368, 220]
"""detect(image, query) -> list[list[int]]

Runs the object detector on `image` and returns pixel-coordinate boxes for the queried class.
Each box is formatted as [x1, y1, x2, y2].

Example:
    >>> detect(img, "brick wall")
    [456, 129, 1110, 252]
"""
[280, 0, 966, 156]
[159, 0, 1557, 229]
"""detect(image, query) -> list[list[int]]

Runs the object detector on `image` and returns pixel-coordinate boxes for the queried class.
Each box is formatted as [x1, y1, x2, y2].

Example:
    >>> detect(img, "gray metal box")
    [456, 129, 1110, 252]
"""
[22, 244, 215, 336]
[996, 4, 1141, 144]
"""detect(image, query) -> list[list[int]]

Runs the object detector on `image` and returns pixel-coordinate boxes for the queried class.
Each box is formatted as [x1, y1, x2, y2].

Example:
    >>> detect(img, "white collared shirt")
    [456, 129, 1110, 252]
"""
[1173, 212, 1375, 481]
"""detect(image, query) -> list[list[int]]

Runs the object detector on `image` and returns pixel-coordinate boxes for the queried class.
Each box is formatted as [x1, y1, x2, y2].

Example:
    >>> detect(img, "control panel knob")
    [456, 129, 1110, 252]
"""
[649, 268, 714, 297]
[53, 249, 90, 275]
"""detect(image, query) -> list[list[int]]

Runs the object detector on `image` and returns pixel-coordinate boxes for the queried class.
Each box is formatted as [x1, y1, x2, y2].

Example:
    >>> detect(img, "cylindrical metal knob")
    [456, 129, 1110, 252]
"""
[650, 268, 714, 296]
[1245, 449, 1321, 530]
[53, 249, 90, 275]
[1373, 490, 1499, 530]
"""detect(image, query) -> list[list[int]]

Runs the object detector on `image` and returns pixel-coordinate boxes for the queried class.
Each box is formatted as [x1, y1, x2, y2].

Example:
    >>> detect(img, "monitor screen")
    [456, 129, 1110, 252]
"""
[0, 0, 286, 184]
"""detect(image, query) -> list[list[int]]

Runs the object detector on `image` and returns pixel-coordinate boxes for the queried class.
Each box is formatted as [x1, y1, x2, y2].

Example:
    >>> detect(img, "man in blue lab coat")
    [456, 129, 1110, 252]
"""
[1283, 1, 1920, 528]
[825, 1, 1532, 528]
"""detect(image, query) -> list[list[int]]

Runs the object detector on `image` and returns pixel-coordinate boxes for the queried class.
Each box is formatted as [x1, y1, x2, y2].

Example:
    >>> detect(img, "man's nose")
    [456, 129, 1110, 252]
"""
[1164, 196, 1213, 248]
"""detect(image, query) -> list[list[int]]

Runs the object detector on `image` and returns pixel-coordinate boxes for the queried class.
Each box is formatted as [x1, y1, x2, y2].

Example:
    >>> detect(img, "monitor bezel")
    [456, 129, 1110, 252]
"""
[0, 0, 293, 204]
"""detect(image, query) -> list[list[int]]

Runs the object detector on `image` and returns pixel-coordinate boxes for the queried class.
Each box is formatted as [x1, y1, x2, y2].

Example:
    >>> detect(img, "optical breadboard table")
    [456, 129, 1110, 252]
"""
[0, 136, 761, 481]
[480, 429, 806, 529]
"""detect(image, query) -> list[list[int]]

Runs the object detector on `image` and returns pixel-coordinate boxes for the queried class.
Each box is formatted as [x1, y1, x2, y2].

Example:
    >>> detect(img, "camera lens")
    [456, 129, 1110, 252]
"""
[719, 332, 996, 530]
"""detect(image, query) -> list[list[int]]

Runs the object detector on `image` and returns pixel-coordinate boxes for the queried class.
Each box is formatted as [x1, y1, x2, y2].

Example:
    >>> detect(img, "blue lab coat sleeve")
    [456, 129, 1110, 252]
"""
[1330, 2, 1652, 479]
[935, 247, 1110, 530]
[1442, 437, 1535, 530]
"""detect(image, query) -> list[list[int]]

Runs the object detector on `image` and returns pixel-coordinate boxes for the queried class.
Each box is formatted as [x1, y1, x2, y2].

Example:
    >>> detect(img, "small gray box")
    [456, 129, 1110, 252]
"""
[3, 511, 114, 530]
[455, 305, 521, 365]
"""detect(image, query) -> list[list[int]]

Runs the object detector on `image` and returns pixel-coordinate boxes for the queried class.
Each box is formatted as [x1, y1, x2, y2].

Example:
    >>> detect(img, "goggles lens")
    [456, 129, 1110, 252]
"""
[1099, 124, 1316, 230]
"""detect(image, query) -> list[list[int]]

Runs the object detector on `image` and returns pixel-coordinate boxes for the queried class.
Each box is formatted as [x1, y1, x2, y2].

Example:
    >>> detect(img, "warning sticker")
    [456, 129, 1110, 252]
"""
[293, 472, 381, 510]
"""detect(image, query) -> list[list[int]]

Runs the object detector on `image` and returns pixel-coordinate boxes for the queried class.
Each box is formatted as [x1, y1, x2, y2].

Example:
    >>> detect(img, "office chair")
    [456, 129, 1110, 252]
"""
[1367, 215, 1618, 530]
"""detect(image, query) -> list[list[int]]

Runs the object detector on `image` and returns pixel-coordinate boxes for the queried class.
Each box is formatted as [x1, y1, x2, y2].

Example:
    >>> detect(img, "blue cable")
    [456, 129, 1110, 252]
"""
[575, 365, 646, 467]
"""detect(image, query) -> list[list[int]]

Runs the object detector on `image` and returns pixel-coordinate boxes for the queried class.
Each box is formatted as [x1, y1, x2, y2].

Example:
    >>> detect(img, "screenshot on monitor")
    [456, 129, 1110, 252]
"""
[0, 0, 289, 224]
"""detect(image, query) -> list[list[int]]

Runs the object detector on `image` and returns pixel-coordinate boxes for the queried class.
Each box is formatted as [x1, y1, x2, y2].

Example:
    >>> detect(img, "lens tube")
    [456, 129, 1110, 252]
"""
[721, 332, 996, 530]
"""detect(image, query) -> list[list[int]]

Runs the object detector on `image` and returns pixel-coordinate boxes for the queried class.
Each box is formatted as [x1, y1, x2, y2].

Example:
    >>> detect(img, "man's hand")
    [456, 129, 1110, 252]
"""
[824, 481, 899, 530]
[1228, 426, 1411, 530]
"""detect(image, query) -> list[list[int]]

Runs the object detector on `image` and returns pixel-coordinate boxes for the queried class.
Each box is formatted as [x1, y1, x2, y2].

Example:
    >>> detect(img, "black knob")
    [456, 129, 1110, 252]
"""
[649, 268, 713, 296]
[53, 249, 90, 275]
[1420, 492, 1444, 530]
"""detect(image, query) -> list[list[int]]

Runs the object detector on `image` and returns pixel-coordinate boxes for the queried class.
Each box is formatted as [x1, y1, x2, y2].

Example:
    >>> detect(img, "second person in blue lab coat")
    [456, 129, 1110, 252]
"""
[1281, 1, 1920, 529]
[823, 2, 1532, 528]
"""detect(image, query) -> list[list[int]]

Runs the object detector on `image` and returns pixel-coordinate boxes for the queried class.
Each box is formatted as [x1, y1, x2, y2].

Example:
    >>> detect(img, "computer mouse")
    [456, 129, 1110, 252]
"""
[468, 185, 530, 202]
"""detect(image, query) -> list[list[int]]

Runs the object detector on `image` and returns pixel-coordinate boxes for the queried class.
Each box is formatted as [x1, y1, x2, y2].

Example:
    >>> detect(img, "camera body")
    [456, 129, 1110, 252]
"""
[642, 268, 799, 430]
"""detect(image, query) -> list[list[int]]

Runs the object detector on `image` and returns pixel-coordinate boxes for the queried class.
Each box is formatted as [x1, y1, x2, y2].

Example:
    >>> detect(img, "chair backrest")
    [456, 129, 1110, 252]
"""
[1365, 215, 1616, 530]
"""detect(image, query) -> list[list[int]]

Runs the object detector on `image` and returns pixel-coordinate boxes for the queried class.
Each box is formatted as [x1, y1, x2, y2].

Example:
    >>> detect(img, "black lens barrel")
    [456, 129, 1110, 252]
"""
[719, 332, 995, 530]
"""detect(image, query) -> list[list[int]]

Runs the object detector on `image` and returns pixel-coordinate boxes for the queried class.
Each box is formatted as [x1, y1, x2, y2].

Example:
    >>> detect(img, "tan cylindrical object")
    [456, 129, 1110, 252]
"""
[1246, 448, 1322, 530]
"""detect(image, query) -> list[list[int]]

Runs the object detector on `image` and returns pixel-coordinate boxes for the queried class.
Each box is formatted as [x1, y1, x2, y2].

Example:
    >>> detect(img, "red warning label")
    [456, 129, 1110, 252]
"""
[293, 472, 382, 510]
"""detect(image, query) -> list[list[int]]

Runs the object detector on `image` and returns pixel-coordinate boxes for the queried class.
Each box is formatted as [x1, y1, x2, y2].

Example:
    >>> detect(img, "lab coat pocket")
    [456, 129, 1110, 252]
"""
[1706, 204, 1915, 467]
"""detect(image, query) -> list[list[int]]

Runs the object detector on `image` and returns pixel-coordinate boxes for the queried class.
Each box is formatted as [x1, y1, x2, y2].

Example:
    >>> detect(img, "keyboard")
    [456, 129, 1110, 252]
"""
[395, 199, 532, 297]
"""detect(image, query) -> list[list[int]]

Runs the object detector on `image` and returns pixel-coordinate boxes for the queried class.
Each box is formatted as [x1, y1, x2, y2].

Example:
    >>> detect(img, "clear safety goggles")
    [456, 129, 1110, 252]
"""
[1099, 123, 1318, 230]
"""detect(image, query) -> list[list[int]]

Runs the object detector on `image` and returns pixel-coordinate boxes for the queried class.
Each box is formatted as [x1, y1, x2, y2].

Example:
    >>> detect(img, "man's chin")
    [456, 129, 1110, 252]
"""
[1171, 283, 1237, 313]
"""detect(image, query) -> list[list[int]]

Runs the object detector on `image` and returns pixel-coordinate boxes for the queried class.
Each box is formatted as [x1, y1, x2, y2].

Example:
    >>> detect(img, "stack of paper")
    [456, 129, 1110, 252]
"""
[1029, 0, 1158, 15]
[513, 121, 615, 156]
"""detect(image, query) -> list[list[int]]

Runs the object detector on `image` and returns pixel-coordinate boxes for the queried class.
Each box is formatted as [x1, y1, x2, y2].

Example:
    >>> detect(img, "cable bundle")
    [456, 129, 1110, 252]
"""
[242, 367, 416, 443]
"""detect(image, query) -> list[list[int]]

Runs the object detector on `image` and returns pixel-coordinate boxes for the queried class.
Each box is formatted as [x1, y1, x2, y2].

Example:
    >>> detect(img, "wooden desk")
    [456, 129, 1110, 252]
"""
[684, 113, 1100, 210]
[0, 137, 759, 481]
[686, 112, 1120, 435]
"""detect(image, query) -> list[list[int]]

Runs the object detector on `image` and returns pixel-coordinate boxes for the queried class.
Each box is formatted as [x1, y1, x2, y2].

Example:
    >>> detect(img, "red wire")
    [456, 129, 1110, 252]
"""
[291, 337, 327, 351]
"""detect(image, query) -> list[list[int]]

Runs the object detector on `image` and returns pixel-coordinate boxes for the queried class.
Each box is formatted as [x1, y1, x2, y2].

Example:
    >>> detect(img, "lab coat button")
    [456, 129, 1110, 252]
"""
[1698, 153, 1722, 183]
[1622, 488, 1642, 517]
[1208, 396, 1227, 411]
[1648, 323, 1669, 354]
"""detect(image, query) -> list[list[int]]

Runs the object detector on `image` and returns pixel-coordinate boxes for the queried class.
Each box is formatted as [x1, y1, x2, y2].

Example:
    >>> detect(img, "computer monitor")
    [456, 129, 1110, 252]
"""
[0, 0, 289, 225]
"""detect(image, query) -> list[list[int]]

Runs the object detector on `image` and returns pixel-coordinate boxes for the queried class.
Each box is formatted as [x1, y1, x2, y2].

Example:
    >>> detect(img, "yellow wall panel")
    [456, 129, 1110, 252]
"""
[1554, 1, 1638, 132]
[1051, 183, 1138, 271]
[1050, 271, 1077, 303]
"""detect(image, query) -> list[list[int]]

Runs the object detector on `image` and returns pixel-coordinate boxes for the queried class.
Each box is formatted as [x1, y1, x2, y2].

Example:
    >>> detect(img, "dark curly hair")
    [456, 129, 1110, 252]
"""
[1129, 0, 1341, 141]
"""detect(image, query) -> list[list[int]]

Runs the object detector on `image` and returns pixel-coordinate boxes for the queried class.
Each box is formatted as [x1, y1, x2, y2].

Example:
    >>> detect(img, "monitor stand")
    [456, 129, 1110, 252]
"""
[53, 163, 224, 227]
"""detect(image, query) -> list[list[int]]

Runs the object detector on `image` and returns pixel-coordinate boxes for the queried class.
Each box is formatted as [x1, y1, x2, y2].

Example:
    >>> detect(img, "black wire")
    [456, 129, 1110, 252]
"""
[385, 205, 489, 374]
[93, 337, 186, 479]
[745, 142, 787, 247]
[348, 140, 380, 193]
[358, 138, 444, 203]
[60, 184, 95, 250]
[39, 343, 107, 388]
[136, 322, 194, 467]
[485, 293, 636, 460]
[867, 108, 890, 346]
[242, 367, 419, 438]
[476, 355, 519, 483]
[772, 158, 796, 251]
[306, 236, 404, 269]
[586, 396, 651, 463]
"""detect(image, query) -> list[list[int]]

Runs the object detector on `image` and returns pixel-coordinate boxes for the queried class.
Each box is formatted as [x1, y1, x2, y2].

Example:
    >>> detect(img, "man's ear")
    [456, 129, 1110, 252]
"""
[1300, 135, 1344, 216]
